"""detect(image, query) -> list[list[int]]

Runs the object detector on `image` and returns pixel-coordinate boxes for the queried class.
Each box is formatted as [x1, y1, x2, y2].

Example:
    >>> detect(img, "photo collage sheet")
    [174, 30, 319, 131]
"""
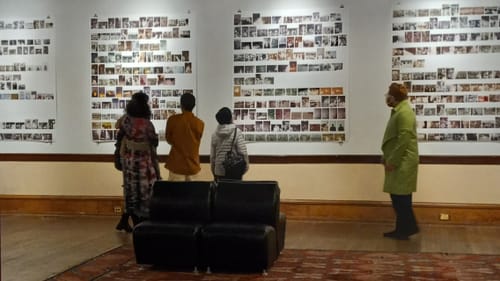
[0, 18, 56, 143]
[392, 1, 500, 142]
[232, 8, 349, 143]
[90, 13, 195, 143]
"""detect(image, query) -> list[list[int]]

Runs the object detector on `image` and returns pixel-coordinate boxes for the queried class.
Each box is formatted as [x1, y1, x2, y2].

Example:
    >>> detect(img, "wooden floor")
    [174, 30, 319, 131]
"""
[1, 214, 500, 281]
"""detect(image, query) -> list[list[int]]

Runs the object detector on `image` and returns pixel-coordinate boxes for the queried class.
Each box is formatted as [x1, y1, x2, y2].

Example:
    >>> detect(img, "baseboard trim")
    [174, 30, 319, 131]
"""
[281, 200, 500, 225]
[1, 195, 499, 225]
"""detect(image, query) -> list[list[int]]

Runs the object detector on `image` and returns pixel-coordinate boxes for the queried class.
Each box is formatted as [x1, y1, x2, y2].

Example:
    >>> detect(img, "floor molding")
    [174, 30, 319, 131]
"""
[1, 195, 499, 224]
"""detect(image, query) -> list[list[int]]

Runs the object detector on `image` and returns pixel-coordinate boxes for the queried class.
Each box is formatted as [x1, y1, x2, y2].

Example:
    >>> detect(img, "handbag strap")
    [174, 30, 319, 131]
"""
[228, 128, 237, 153]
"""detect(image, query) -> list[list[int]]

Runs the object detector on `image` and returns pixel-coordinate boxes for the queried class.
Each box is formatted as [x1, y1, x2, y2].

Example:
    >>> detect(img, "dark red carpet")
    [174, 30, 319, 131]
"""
[48, 245, 500, 281]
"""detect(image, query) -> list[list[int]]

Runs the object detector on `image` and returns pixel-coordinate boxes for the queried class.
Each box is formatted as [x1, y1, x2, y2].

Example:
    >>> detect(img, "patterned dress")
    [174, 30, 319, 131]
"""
[120, 115, 158, 218]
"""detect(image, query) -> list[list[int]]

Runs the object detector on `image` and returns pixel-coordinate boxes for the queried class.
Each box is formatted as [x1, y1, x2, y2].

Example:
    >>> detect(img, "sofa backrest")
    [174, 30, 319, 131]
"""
[212, 180, 280, 227]
[149, 181, 212, 223]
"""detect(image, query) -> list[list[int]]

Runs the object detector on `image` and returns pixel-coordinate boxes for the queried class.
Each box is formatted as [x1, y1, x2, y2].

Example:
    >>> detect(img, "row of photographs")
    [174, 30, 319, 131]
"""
[233, 62, 343, 74]
[92, 64, 191, 76]
[0, 64, 48, 72]
[92, 74, 186, 88]
[242, 133, 346, 143]
[91, 88, 192, 100]
[0, 20, 53, 30]
[91, 100, 347, 120]
[392, 69, 500, 81]
[91, 128, 347, 143]
[393, 15, 499, 30]
[92, 98, 180, 110]
[233, 87, 344, 96]
[234, 49, 337, 62]
[0, 82, 27, 91]
[92, 117, 348, 134]
[91, 42, 182, 54]
[92, 40, 166, 52]
[393, 31, 500, 43]
[236, 120, 345, 133]
[0, 133, 53, 142]
[91, 17, 189, 30]
[91, 87, 193, 100]
[410, 94, 500, 103]
[102, 28, 190, 40]
[0, 74, 22, 81]
[92, 75, 189, 87]
[231, 108, 346, 121]
[91, 76, 178, 88]
[420, 133, 500, 142]
[393, 5, 499, 18]
[234, 23, 344, 38]
[1, 39, 51, 46]
[393, 56, 497, 70]
[92, 108, 178, 123]
[0, 93, 54, 100]
[415, 106, 500, 117]
[392, 45, 500, 57]
[234, 12, 343, 26]
[234, 35, 347, 49]
[0, 46, 49, 56]
[2, 119, 55, 130]
[91, 53, 188, 64]
[417, 118, 500, 129]
[234, 96, 346, 108]
[396, 82, 500, 94]
[91, 29, 190, 41]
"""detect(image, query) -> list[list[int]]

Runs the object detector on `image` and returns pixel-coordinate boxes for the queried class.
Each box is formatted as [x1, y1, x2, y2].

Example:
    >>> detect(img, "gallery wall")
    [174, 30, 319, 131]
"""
[0, 0, 498, 155]
[1, 0, 500, 205]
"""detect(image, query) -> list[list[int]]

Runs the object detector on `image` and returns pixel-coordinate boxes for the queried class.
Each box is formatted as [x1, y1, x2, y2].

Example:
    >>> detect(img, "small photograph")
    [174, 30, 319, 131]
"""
[299, 134, 311, 142]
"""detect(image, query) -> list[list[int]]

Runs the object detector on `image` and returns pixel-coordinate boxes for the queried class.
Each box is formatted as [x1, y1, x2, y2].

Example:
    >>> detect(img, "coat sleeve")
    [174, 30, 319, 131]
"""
[385, 109, 414, 167]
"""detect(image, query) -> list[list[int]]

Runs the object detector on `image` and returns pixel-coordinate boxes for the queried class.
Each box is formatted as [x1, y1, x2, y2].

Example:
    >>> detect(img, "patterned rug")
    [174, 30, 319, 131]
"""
[47, 245, 500, 281]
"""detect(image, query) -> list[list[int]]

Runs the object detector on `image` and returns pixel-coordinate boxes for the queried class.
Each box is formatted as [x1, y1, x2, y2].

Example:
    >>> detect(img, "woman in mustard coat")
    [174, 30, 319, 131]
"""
[381, 83, 419, 240]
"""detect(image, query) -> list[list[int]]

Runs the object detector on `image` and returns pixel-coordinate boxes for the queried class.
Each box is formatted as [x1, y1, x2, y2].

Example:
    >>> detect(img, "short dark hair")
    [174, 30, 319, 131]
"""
[215, 107, 232, 125]
[388, 83, 408, 102]
[180, 93, 196, 111]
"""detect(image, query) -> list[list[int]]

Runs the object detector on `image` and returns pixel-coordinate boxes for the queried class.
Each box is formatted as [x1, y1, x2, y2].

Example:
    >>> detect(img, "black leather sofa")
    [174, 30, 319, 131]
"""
[132, 180, 286, 273]
[133, 181, 212, 270]
[201, 180, 285, 272]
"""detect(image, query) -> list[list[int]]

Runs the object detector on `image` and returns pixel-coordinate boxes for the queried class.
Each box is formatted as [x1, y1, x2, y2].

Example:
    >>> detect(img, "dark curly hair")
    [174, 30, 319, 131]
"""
[126, 92, 151, 118]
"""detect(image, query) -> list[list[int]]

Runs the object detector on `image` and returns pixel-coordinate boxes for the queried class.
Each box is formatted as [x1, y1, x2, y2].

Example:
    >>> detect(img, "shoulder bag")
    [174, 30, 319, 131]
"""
[222, 129, 247, 179]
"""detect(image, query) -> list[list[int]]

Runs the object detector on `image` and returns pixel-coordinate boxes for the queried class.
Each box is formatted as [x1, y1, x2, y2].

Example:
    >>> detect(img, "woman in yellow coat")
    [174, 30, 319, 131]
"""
[381, 83, 419, 240]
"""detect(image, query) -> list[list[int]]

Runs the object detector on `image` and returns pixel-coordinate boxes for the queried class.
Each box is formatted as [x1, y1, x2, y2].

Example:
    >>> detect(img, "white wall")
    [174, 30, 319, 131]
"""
[0, 0, 498, 155]
[1, 0, 499, 204]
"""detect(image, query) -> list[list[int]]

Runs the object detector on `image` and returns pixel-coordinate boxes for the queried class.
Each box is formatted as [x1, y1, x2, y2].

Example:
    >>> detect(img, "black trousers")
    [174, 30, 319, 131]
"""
[390, 194, 418, 234]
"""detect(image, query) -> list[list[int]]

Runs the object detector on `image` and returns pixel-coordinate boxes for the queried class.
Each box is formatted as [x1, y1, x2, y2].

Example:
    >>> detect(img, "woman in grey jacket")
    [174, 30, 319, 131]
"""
[210, 107, 249, 180]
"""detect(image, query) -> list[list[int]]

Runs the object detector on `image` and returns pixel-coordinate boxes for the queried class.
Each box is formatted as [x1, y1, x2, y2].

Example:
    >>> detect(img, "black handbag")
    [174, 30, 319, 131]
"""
[222, 129, 246, 179]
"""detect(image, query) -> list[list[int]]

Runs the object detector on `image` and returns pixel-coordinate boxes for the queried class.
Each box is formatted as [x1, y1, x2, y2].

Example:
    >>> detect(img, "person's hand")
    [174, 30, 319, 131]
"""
[384, 163, 395, 172]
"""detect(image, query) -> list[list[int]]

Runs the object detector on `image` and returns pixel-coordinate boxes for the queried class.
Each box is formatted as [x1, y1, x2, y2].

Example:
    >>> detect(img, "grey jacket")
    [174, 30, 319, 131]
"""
[210, 124, 249, 177]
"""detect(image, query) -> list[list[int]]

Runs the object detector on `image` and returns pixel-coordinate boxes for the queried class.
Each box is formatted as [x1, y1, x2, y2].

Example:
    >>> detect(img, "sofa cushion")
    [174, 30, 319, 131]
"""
[149, 181, 212, 223]
[213, 180, 280, 227]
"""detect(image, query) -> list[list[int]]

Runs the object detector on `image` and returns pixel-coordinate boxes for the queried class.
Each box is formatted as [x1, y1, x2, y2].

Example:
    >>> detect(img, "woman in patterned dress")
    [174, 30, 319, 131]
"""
[118, 92, 159, 225]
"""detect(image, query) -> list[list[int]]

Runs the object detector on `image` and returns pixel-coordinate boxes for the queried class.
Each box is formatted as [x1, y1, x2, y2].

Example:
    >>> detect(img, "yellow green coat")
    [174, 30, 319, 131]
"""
[381, 100, 419, 195]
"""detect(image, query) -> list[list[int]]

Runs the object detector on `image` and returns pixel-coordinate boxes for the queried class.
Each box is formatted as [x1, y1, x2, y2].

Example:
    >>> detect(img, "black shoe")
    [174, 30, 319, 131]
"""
[383, 230, 397, 237]
[131, 214, 144, 226]
[383, 231, 409, 240]
[405, 226, 420, 237]
[115, 213, 133, 233]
